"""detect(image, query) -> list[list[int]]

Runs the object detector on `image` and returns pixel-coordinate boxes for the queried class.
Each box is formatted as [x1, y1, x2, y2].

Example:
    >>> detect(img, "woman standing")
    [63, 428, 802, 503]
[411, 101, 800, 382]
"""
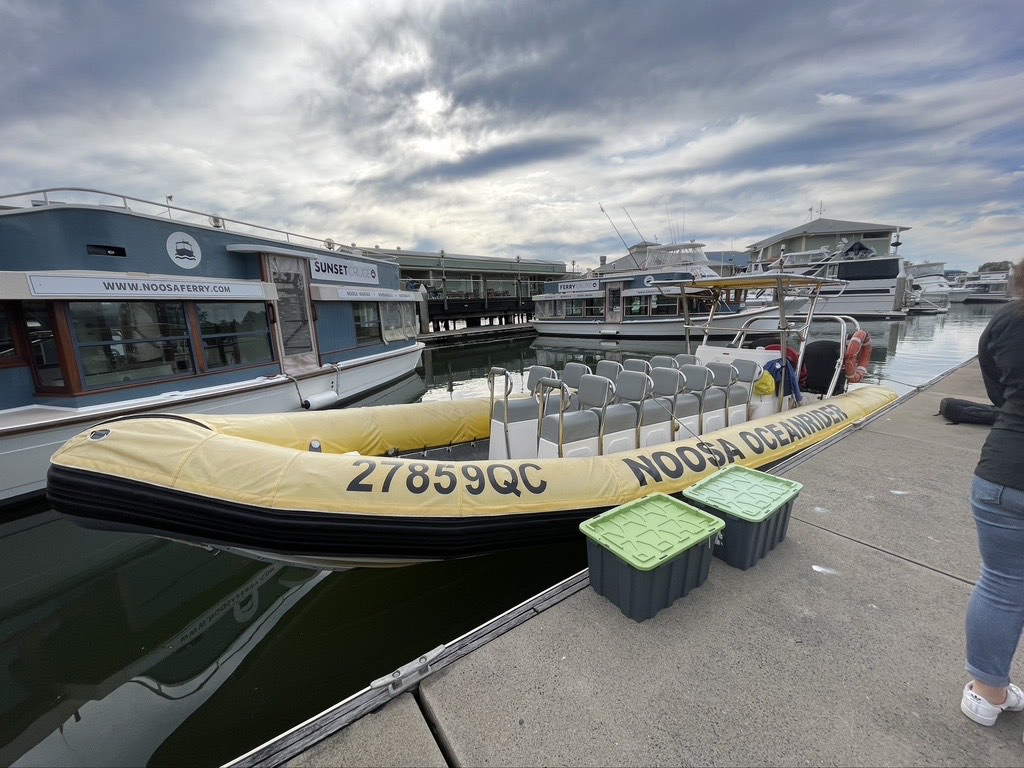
[962, 261, 1024, 730]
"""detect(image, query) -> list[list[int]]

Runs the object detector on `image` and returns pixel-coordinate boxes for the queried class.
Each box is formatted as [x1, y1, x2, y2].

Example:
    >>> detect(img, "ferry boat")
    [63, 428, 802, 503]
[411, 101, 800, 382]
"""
[530, 241, 805, 339]
[747, 239, 908, 319]
[0, 188, 425, 507]
[947, 271, 1012, 303]
[48, 274, 898, 566]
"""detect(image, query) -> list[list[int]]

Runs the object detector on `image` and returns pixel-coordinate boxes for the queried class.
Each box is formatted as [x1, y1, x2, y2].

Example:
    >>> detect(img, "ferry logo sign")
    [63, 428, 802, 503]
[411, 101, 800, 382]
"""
[167, 232, 202, 270]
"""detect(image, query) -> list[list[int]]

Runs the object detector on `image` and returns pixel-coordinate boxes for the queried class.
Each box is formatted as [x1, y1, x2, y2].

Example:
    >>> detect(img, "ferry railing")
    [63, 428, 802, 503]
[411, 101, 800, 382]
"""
[0, 186, 371, 257]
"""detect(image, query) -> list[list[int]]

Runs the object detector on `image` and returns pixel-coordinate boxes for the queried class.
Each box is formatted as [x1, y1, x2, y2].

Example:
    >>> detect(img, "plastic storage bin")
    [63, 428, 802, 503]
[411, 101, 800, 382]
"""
[579, 492, 724, 621]
[682, 465, 802, 570]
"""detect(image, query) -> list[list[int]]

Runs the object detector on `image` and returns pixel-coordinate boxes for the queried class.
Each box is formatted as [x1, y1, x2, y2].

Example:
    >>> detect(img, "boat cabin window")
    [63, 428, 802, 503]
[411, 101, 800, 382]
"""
[650, 295, 678, 316]
[70, 301, 194, 387]
[626, 296, 649, 317]
[0, 305, 15, 362]
[268, 255, 314, 358]
[353, 302, 382, 345]
[834, 259, 900, 281]
[380, 301, 417, 342]
[24, 301, 64, 388]
[196, 301, 274, 369]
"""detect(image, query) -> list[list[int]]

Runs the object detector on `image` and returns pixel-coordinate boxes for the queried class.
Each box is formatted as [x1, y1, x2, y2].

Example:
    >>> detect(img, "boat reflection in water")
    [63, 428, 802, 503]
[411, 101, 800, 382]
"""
[1, 512, 327, 767]
[1, 508, 588, 766]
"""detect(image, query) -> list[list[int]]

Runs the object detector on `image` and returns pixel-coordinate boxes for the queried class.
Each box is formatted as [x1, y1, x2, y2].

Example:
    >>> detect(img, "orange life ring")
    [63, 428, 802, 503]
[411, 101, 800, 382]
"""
[843, 330, 871, 384]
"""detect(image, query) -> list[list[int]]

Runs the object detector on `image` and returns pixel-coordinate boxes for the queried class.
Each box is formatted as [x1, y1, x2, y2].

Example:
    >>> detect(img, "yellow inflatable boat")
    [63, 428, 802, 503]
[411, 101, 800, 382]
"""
[48, 384, 897, 563]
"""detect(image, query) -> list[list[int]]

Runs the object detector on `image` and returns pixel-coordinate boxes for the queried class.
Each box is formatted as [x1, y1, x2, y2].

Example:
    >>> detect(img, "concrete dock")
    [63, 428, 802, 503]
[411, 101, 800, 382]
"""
[242, 360, 1023, 767]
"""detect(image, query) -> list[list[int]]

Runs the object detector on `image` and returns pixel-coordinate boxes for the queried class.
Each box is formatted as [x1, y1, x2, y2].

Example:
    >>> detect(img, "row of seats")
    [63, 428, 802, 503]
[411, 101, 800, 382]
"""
[487, 355, 763, 460]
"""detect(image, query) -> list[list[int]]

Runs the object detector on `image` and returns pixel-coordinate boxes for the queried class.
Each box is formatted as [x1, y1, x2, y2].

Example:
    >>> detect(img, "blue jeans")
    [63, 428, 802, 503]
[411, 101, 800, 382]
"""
[966, 475, 1024, 687]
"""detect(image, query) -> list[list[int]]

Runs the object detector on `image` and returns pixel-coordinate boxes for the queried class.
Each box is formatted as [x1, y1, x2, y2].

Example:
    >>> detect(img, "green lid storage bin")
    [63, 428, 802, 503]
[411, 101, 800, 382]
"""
[682, 465, 802, 570]
[579, 493, 725, 622]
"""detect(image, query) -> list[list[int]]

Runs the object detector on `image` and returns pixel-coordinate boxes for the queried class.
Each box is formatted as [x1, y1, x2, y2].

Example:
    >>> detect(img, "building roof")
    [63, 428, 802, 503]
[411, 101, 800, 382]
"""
[746, 218, 909, 251]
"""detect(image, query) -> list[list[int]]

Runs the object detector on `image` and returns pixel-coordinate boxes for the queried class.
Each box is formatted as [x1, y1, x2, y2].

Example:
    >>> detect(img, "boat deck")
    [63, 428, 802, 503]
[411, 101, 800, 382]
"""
[240, 359, 1023, 767]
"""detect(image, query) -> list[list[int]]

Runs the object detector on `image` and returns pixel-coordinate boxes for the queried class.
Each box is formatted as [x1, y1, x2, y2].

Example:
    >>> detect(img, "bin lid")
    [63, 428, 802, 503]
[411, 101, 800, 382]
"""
[579, 492, 724, 571]
[682, 465, 802, 522]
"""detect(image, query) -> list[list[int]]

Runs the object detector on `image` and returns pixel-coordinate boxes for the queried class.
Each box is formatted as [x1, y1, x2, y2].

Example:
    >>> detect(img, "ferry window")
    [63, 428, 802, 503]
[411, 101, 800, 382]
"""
[533, 300, 553, 320]
[381, 302, 416, 342]
[583, 298, 604, 317]
[70, 301, 194, 388]
[23, 301, 64, 387]
[626, 296, 649, 317]
[196, 301, 274, 369]
[650, 295, 678, 316]
[268, 255, 314, 357]
[0, 305, 15, 361]
[565, 299, 584, 317]
[353, 302, 381, 344]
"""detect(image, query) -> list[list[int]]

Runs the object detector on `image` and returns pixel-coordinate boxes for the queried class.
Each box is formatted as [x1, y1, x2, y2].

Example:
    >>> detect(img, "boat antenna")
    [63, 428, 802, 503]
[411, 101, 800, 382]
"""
[599, 203, 662, 284]
[622, 207, 646, 243]
[599, 203, 630, 253]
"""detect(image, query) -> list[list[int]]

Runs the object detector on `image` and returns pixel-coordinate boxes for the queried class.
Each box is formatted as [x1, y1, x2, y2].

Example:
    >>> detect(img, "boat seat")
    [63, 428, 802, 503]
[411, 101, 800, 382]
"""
[636, 367, 699, 446]
[488, 364, 559, 460]
[651, 367, 701, 442]
[608, 369, 654, 452]
[623, 358, 652, 374]
[705, 362, 750, 428]
[537, 373, 614, 458]
[595, 359, 624, 381]
[559, 361, 591, 409]
[679, 364, 724, 434]
[649, 355, 679, 370]
[675, 353, 698, 367]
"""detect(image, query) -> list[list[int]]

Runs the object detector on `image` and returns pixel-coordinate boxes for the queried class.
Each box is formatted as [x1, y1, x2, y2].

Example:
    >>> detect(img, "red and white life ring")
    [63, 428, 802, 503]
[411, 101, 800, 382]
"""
[843, 330, 872, 384]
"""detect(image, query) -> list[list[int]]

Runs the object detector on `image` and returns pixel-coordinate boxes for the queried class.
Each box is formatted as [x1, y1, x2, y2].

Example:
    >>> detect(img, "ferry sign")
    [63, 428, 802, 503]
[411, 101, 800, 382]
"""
[557, 280, 600, 293]
[310, 254, 381, 286]
[27, 274, 268, 299]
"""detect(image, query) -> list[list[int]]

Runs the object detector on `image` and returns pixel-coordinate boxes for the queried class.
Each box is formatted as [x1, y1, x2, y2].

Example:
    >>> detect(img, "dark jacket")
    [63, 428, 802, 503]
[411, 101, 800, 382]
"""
[976, 301, 1024, 490]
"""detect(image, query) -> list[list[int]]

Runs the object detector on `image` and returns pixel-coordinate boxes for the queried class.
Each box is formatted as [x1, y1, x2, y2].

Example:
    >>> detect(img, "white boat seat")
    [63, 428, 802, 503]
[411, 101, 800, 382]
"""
[649, 355, 679, 370]
[706, 362, 749, 427]
[680, 363, 725, 434]
[538, 373, 615, 458]
[623, 358, 652, 374]
[730, 358, 762, 397]
[488, 364, 559, 460]
[675, 353, 698, 367]
[645, 367, 700, 442]
[608, 369, 654, 452]
[595, 359, 624, 380]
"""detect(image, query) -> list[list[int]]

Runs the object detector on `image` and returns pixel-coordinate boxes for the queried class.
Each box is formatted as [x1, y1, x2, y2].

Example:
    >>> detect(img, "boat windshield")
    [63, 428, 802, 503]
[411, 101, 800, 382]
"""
[643, 243, 710, 269]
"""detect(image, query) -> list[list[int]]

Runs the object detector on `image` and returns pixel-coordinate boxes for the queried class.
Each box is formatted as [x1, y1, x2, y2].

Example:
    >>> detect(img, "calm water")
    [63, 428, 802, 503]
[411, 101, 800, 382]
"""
[0, 304, 1000, 767]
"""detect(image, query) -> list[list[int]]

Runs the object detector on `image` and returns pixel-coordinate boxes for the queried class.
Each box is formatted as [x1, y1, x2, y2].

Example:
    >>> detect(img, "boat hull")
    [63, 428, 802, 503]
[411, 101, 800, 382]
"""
[48, 386, 899, 562]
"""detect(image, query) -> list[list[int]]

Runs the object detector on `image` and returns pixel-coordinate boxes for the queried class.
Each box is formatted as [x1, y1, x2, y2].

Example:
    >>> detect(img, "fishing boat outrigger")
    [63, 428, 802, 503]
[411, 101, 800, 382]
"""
[47, 274, 897, 566]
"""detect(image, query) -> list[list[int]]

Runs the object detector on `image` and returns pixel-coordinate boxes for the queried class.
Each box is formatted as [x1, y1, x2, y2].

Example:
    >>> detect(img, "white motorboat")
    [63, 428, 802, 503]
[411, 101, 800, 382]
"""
[531, 241, 809, 339]
[948, 271, 1012, 303]
[747, 240, 908, 319]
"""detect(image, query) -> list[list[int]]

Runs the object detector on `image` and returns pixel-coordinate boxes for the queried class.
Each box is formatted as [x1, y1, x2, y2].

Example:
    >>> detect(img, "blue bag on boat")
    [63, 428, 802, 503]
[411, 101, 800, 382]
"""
[763, 358, 803, 404]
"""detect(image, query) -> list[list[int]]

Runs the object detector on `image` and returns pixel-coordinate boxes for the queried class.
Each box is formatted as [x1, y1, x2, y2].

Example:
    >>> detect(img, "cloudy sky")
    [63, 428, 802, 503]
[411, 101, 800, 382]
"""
[2, 0, 1021, 271]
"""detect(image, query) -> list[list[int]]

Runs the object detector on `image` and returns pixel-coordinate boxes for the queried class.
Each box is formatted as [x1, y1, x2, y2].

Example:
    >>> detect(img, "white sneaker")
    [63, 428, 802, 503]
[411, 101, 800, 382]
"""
[961, 682, 1024, 726]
